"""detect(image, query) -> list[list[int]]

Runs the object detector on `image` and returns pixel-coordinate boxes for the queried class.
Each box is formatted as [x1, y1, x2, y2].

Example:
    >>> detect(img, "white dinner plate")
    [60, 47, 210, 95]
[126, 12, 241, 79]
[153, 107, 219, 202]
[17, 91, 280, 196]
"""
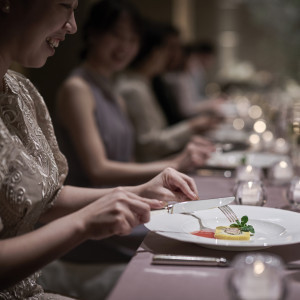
[206, 151, 289, 169]
[146, 206, 300, 251]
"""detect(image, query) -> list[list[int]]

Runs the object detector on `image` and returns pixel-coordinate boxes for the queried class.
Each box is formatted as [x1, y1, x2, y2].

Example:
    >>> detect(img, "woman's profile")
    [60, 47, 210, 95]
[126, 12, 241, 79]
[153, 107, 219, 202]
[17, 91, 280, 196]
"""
[0, 1, 200, 299]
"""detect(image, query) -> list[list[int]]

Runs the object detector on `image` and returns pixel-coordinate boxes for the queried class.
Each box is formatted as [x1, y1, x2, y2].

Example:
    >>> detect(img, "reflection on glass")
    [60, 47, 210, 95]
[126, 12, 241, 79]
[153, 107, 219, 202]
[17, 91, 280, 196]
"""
[269, 159, 294, 185]
[287, 176, 300, 210]
[228, 253, 287, 300]
[236, 165, 262, 182]
[235, 180, 266, 206]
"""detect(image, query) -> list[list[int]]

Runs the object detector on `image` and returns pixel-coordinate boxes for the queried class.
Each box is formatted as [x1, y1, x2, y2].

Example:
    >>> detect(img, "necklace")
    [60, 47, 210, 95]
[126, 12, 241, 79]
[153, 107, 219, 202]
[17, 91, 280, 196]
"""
[2, 76, 8, 93]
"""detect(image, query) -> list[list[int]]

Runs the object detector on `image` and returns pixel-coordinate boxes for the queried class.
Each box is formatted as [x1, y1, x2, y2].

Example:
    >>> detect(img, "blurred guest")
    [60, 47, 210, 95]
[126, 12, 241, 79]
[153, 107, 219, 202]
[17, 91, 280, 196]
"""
[54, 1, 214, 295]
[185, 41, 217, 99]
[117, 21, 219, 162]
[152, 24, 183, 125]
[0, 0, 202, 299]
[159, 37, 225, 120]
[56, 0, 214, 189]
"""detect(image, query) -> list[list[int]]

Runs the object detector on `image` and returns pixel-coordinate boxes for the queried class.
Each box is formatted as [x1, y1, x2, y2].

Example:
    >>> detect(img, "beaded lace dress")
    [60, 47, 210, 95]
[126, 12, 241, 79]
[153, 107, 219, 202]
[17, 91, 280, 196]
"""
[0, 70, 73, 299]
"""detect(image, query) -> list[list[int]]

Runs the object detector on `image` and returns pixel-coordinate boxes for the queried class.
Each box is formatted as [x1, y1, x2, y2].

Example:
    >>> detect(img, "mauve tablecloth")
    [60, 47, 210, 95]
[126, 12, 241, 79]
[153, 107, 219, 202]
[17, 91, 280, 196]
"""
[107, 175, 300, 300]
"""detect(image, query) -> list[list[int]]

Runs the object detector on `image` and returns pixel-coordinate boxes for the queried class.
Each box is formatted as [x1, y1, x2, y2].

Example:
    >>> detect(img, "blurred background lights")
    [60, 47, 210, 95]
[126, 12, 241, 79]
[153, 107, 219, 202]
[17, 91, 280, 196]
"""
[248, 105, 263, 119]
[262, 130, 274, 142]
[253, 120, 267, 133]
[219, 31, 238, 48]
[233, 118, 245, 130]
[249, 133, 260, 145]
[279, 161, 288, 169]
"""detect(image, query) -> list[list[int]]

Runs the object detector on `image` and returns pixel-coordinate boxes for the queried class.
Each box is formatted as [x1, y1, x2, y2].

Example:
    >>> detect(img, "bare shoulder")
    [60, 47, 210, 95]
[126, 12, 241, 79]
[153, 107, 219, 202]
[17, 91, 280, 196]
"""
[59, 75, 91, 96]
[56, 75, 95, 124]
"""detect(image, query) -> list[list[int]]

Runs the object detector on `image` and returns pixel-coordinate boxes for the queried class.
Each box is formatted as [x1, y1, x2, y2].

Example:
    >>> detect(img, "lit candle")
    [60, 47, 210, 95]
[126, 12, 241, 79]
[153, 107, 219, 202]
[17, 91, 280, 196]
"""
[239, 181, 260, 205]
[236, 165, 261, 181]
[274, 138, 289, 154]
[229, 254, 285, 300]
[271, 160, 294, 183]
[261, 130, 274, 150]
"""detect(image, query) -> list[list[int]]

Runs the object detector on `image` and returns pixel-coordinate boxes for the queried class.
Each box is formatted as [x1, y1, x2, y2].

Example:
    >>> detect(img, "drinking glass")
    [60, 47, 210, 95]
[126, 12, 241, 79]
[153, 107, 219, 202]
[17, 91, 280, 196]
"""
[228, 253, 287, 300]
[269, 159, 294, 185]
[235, 180, 267, 206]
[287, 176, 300, 210]
[236, 164, 262, 182]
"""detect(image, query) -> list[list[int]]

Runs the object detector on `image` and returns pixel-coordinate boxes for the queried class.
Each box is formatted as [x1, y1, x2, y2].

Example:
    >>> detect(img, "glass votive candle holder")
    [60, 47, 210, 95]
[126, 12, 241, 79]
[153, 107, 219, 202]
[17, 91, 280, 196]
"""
[235, 180, 267, 206]
[286, 176, 300, 210]
[236, 164, 262, 182]
[274, 137, 290, 154]
[228, 253, 287, 300]
[269, 159, 294, 185]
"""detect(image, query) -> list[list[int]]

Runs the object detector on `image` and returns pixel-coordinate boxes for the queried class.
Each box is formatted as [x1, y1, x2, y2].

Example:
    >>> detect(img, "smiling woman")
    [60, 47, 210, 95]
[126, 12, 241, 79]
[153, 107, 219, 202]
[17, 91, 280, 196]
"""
[0, 0, 200, 299]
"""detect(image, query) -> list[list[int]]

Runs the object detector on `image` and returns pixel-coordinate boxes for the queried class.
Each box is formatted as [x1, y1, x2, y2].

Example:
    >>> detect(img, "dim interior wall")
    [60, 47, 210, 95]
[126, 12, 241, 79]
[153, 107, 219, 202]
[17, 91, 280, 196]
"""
[25, 0, 298, 117]
[129, 0, 173, 23]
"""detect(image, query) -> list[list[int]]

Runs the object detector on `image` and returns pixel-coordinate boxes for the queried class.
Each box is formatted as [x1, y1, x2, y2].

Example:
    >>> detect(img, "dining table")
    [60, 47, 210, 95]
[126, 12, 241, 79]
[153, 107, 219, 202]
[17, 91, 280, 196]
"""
[107, 171, 300, 300]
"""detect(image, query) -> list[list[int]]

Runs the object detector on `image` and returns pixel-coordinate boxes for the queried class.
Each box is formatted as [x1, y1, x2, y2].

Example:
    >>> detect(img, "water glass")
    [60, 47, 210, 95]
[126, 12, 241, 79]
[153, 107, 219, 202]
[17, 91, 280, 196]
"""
[236, 164, 262, 182]
[269, 159, 294, 185]
[235, 180, 267, 206]
[287, 176, 300, 210]
[228, 253, 287, 300]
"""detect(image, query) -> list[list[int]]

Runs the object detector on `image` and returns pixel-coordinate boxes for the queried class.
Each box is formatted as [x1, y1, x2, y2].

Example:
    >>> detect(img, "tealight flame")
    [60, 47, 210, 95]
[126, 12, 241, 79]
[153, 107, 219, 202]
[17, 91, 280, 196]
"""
[254, 260, 265, 275]
[246, 165, 253, 172]
[279, 161, 288, 168]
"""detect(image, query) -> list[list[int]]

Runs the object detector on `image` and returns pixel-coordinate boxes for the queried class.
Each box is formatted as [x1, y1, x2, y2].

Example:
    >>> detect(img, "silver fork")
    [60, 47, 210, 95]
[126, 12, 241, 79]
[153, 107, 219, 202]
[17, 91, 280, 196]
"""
[218, 205, 238, 223]
[182, 212, 214, 232]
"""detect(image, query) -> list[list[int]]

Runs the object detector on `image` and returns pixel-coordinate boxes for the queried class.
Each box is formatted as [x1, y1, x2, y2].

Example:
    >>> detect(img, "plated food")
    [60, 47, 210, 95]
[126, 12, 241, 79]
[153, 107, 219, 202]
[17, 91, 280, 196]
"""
[191, 216, 255, 241]
[214, 226, 250, 240]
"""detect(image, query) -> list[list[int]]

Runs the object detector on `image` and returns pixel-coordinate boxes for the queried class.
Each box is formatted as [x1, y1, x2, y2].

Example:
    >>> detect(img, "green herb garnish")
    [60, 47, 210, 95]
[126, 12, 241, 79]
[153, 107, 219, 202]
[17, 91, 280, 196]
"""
[230, 215, 255, 234]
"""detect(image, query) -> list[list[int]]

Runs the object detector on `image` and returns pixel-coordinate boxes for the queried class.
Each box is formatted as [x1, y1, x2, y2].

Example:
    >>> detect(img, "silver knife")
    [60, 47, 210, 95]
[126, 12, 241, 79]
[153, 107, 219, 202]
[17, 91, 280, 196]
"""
[152, 254, 228, 267]
[167, 196, 235, 214]
[152, 254, 300, 270]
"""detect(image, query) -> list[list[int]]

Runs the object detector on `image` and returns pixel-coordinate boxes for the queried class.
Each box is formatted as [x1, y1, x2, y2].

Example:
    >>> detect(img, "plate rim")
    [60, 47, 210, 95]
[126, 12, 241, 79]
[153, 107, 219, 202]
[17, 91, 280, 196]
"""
[146, 205, 300, 250]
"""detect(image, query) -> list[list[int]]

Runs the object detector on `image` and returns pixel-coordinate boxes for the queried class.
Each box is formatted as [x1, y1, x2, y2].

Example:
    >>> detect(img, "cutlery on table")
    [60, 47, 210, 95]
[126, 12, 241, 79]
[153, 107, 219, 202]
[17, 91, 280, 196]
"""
[151, 254, 300, 270]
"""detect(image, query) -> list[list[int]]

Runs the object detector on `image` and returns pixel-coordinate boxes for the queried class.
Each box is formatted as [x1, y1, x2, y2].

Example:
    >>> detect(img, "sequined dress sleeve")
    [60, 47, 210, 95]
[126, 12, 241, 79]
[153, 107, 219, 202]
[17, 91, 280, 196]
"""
[0, 70, 70, 300]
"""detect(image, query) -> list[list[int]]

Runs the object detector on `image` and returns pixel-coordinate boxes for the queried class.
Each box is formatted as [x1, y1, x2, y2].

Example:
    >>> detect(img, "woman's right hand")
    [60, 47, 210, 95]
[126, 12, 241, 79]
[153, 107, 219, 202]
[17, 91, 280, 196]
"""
[76, 188, 161, 240]
[174, 135, 215, 172]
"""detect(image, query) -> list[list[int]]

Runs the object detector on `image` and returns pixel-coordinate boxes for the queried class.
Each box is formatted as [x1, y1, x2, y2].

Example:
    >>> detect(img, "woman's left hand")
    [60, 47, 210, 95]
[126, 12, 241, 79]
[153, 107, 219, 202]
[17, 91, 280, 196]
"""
[137, 167, 199, 205]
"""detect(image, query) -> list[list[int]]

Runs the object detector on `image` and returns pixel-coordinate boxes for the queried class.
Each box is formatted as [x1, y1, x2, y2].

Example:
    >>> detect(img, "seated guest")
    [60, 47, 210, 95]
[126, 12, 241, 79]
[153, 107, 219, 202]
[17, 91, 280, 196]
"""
[151, 24, 184, 125]
[0, 0, 201, 299]
[153, 28, 225, 121]
[56, 0, 215, 188]
[54, 1, 215, 297]
[116, 21, 220, 162]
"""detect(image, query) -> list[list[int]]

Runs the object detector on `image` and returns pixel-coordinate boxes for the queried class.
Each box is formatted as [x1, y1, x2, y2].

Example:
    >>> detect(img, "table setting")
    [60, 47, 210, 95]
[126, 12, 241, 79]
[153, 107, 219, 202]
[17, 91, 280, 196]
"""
[107, 91, 300, 300]
[107, 167, 300, 300]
